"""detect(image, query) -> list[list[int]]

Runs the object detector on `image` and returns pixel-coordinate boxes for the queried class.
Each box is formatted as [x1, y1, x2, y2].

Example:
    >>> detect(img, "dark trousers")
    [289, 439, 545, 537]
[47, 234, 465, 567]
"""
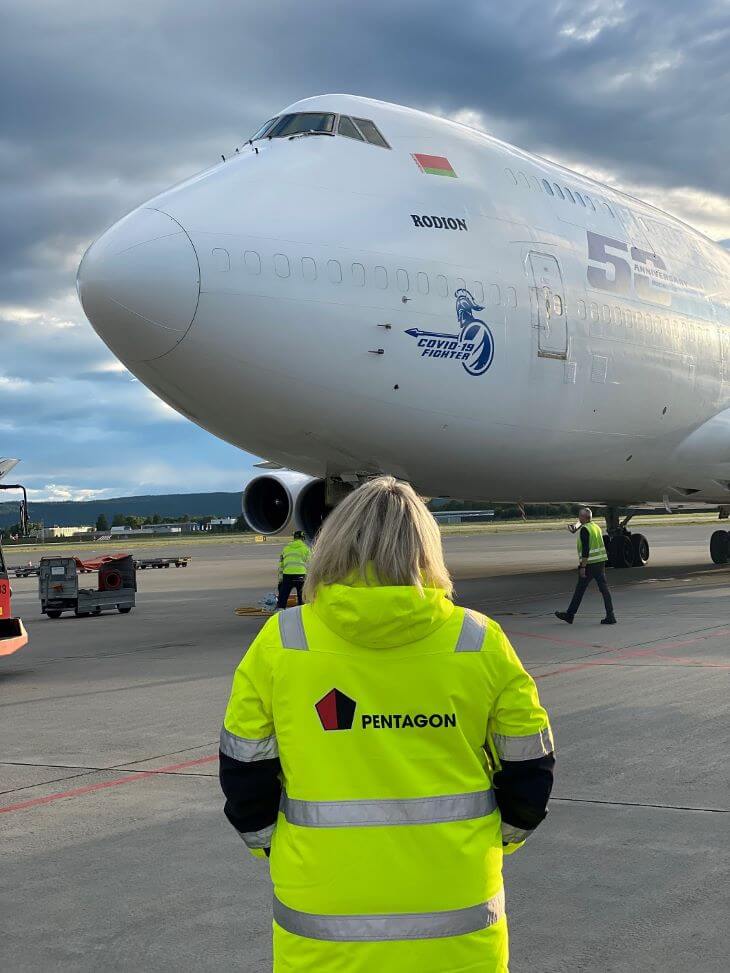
[567, 563, 614, 618]
[277, 574, 305, 609]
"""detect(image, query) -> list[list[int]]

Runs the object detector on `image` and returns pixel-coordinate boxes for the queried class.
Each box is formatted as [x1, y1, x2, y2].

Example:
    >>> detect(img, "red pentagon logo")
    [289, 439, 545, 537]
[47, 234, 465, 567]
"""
[315, 688, 357, 731]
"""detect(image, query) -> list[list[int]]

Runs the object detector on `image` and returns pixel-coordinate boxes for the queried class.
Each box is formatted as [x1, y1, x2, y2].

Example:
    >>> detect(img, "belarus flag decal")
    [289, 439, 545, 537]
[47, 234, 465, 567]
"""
[412, 153, 457, 178]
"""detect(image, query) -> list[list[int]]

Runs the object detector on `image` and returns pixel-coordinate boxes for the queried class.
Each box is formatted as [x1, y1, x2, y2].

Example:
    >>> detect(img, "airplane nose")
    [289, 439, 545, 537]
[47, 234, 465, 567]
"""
[77, 208, 200, 362]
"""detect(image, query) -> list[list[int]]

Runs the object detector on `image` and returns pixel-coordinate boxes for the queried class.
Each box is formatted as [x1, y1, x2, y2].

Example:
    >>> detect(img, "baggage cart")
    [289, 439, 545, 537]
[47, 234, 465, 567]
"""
[39, 555, 136, 618]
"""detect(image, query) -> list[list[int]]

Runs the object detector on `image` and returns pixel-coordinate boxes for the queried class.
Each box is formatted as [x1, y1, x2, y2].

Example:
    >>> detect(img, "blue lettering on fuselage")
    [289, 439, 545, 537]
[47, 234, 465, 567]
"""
[405, 289, 494, 377]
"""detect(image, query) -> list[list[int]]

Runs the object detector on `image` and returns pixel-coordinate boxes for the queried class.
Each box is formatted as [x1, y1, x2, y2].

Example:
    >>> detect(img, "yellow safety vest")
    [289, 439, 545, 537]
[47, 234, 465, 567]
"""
[577, 521, 608, 564]
[279, 539, 310, 576]
[221, 581, 553, 972]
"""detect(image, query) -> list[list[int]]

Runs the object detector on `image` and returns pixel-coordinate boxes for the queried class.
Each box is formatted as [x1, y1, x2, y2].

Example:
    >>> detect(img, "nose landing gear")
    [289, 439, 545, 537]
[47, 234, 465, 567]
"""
[603, 508, 650, 568]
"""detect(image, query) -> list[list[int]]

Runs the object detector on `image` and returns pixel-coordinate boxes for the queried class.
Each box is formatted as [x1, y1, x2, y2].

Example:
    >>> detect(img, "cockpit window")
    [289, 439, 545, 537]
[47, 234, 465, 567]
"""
[353, 117, 390, 148]
[249, 112, 389, 148]
[338, 115, 365, 141]
[250, 118, 277, 141]
[257, 112, 335, 139]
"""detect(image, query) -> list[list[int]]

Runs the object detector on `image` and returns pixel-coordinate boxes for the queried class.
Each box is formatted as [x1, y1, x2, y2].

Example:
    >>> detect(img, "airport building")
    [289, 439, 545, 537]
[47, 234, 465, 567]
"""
[110, 524, 185, 536]
[207, 517, 237, 529]
[34, 525, 94, 540]
[106, 521, 237, 536]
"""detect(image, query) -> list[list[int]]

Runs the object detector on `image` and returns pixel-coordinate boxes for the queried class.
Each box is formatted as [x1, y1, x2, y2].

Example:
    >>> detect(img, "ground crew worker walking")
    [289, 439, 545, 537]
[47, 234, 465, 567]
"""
[556, 507, 617, 625]
[220, 476, 555, 972]
[276, 530, 309, 609]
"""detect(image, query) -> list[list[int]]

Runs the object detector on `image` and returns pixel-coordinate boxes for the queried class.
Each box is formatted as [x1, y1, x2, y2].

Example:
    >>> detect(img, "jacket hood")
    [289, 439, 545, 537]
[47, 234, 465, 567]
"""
[311, 578, 454, 649]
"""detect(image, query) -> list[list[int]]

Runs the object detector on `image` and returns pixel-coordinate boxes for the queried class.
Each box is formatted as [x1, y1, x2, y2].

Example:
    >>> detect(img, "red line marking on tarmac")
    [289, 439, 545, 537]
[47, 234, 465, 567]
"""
[611, 646, 730, 667]
[535, 662, 602, 680]
[630, 628, 730, 653]
[509, 626, 730, 679]
[534, 653, 730, 680]
[0, 754, 217, 814]
[504, 629, 607, 651]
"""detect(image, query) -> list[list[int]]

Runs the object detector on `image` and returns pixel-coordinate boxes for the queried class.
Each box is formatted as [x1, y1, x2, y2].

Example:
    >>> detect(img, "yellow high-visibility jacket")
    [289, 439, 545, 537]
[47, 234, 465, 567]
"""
[279, 539, 310, 578]
[577, 521, 608, 564]
[220, 579, 554, 973]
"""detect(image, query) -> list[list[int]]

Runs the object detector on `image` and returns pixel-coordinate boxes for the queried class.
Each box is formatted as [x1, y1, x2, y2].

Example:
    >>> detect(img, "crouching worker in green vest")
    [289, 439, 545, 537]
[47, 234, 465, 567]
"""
[276, 531, 310, 609]
[555, 506, 617, 625]
[220, 476, 555, 973]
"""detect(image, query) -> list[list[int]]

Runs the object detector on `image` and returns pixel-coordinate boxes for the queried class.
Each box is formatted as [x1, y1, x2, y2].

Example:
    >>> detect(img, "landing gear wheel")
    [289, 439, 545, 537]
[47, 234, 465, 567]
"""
[631, 533, 650, 567]
[710, 529, 729, 564]
[46, 610, 62, 619]
[610, 534, 633, 569]
[117, 605, 133, 614]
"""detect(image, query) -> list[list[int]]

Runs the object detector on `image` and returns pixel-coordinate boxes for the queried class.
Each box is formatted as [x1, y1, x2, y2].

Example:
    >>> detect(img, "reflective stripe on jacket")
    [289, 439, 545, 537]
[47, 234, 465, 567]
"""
[279, 539, 310, 576]
[578, 521, 608, 563]
[220, 582, 554, 972]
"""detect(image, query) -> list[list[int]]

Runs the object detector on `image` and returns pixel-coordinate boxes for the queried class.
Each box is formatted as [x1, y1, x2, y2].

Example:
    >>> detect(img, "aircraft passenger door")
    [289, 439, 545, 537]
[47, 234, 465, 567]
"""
[721, 329, 730, 400]
[528, 252, 568, 359]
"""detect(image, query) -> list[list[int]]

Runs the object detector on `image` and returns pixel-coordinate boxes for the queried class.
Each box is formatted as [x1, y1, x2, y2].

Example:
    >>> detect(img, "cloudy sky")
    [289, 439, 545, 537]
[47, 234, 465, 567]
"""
[3, 0, 729, 500]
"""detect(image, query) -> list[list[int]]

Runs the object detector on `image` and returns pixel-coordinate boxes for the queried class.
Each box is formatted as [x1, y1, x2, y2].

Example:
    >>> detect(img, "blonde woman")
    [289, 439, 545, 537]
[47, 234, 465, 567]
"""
[220, 476, 555, 972]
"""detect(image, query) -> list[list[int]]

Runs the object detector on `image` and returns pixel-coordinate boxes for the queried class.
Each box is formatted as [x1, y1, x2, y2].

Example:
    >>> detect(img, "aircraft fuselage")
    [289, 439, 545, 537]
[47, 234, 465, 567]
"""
[77, 95, 730, 506]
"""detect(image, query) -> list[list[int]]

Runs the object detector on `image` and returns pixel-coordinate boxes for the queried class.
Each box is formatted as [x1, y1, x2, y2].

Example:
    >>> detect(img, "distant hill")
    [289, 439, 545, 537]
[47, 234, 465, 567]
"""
[0, 492, 243, 528]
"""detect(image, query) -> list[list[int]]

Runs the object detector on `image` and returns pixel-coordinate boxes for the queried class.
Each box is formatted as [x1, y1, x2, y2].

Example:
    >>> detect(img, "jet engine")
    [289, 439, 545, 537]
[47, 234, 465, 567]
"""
[242, 472, 332, 538]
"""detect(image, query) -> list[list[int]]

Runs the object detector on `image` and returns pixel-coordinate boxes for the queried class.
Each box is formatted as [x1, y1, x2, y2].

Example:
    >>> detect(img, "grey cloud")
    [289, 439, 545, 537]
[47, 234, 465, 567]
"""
[3, 0, 729, 309]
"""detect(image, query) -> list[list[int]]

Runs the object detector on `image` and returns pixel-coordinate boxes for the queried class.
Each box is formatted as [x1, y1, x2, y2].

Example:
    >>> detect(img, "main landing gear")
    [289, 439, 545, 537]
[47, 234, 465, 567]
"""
[709, 529, 729, 564]
[603, 508, 650, 569]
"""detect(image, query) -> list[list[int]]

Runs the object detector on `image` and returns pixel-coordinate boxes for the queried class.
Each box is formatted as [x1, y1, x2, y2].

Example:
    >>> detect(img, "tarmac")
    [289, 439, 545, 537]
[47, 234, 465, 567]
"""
[1, 524, 728, 972]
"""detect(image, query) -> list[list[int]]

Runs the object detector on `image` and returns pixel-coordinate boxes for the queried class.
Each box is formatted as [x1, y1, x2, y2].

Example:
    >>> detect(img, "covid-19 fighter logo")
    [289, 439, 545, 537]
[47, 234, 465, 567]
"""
[405, 288, 494, 377]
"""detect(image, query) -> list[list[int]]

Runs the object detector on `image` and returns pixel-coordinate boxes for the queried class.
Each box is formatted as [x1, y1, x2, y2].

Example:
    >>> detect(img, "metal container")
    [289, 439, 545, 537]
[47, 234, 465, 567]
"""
[39, 555, 136, 618]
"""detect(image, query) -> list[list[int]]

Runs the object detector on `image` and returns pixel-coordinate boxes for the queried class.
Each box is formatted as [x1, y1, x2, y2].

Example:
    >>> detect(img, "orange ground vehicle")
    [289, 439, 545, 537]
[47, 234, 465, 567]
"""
[0, 539, 28, 656]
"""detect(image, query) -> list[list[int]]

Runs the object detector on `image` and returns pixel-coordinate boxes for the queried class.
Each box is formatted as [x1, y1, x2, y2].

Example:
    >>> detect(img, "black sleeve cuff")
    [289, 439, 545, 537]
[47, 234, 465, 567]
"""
[219, 752, 282, 834]
[493, 753, 555, 830]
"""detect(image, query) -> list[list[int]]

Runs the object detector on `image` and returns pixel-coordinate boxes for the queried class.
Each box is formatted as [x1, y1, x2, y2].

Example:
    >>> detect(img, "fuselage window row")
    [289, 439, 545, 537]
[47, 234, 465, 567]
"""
[233, 249, 515, 310]
[506, 167, 614, 217]
[581, 297, 715, 352]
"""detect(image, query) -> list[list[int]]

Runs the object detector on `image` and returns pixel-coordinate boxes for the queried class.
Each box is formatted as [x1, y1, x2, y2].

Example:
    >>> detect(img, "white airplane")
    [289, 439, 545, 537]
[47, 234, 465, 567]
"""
[77, 94, 730, 568]
[0, 459, 20, 481]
